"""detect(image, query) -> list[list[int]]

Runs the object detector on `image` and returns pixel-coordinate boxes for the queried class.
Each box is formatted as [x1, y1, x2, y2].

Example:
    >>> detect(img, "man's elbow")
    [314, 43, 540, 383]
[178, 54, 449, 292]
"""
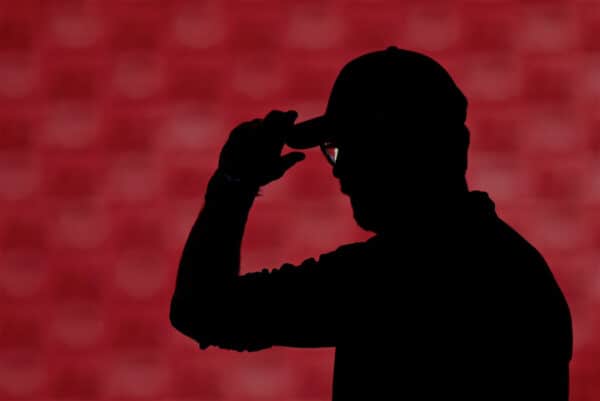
[169, 295, 196, 335]
[168, 282, 233, 342]
[170, 298, 217, 350]
[169, 301, 184, 330]
[171, 307, 204, 347]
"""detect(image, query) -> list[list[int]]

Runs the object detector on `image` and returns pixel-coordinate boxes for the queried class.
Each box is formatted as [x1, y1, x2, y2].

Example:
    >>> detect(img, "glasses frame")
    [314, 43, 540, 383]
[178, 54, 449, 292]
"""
[320, 142, 338, 166]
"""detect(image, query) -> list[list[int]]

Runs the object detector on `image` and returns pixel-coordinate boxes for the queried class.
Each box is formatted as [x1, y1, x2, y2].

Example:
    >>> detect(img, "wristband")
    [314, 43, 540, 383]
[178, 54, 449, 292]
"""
[205, 169, 262, 201]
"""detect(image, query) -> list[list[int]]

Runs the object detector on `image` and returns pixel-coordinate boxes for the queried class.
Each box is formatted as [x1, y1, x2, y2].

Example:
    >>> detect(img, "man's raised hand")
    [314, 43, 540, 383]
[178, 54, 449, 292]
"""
[217, 110, 306, 188]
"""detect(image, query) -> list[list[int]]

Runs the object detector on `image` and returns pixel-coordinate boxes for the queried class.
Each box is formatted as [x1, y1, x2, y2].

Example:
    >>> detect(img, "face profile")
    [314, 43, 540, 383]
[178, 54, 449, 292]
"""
[328, 114, 395, 233]
[308, 107, 468, 234]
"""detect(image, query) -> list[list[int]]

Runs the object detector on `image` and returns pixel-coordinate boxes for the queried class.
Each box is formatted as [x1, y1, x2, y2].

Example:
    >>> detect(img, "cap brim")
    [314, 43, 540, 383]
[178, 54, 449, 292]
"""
[285, 115, 330, 149]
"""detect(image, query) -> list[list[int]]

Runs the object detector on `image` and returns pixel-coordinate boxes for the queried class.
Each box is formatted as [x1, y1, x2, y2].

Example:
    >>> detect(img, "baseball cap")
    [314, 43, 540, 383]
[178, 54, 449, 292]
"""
[285, 46, 468, 150]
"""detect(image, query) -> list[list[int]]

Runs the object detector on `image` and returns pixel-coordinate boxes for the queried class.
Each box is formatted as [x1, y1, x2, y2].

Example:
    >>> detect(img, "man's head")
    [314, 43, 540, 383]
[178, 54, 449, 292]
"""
[286, 47, 470, 233]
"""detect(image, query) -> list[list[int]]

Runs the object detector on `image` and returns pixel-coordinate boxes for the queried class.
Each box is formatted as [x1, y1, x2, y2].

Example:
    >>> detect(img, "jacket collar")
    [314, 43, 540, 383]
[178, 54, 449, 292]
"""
[375, 190, 497, 241]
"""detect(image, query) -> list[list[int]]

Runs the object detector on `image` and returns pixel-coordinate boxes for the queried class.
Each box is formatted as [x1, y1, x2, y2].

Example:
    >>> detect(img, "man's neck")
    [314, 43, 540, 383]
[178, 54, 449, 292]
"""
[379, 185, 471, 235]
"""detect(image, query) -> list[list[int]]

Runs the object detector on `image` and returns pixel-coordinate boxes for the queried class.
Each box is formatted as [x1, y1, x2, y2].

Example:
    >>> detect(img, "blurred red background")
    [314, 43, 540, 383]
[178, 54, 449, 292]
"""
[1, 0, 599, 400]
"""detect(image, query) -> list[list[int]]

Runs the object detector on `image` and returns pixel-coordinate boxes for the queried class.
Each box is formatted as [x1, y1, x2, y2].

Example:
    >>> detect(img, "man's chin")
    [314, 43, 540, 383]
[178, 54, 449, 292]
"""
[352, 207, 381, 233]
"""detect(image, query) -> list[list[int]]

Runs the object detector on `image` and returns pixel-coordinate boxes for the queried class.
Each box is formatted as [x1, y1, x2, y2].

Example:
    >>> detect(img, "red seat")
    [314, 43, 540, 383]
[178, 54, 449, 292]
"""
[48, 356, 103, 399]
[578, 3, 600, 52]
[459, 3, 519, 52]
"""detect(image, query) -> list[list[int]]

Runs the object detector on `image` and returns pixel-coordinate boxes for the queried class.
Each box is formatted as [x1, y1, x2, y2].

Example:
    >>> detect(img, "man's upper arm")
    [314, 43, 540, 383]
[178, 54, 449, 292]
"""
[184, 243, 363, 351]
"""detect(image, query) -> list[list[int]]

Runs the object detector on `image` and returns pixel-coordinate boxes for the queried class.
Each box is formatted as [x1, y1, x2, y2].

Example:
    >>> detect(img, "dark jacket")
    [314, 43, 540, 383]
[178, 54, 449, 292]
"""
[175, 190, 573, 401]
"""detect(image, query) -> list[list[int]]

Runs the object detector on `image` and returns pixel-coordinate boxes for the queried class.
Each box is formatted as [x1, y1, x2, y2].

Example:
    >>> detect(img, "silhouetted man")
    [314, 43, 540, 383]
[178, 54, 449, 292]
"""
[170, 47, 573, 401]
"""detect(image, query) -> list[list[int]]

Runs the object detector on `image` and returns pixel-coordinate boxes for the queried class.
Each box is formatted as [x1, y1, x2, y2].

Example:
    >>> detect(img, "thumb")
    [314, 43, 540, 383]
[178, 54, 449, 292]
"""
[279, 151, 306, 173]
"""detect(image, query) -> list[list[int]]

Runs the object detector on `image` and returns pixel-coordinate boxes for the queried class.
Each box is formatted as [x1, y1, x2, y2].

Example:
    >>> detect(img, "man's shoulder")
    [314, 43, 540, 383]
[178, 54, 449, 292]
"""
[318, 235, 381, 261]
[488, 214, 550, 268]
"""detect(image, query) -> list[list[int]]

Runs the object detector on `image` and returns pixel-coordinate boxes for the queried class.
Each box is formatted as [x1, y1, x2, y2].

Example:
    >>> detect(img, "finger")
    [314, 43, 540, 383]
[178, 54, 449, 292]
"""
[269, 152, 305, 181]
[228, 118, 261, 142]
[287, 110, 298, 123]
[260, 111, 288, 154]
[263, 110, 286, 135]
[265, 110, 298, 152]
[236, 118, 262, 132]
[264, 109, 287, 124]
[221, 118, 261, 158]
[279, 151, 306, 172]
[263, 110, 297, 136]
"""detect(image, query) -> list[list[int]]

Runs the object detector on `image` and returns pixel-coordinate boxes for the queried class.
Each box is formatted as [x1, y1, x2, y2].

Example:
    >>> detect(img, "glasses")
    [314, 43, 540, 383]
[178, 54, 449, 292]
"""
[320, 141, 339, 166]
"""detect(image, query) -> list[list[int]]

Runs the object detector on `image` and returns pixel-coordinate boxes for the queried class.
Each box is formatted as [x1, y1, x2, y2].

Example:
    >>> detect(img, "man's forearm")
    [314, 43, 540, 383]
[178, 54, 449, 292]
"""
[170, 170, 259, 320]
